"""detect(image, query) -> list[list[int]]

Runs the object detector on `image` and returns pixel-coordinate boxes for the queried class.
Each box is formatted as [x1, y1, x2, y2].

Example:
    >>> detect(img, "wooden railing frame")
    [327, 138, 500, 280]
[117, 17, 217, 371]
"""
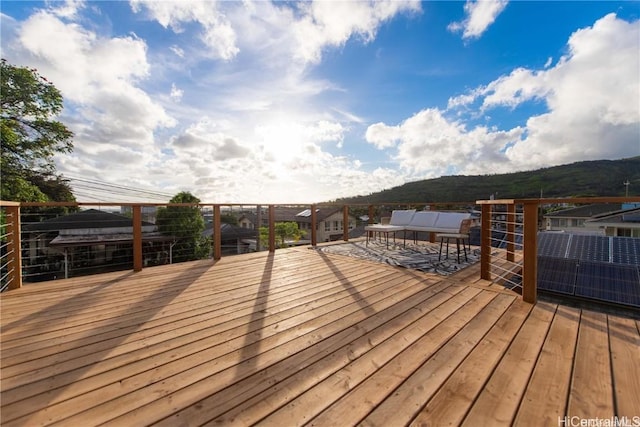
[213, 205, 222, 260]
[476, 196, 640, 304]
[3, 203, 23, 290]
[3, 197, 639, 303]
[310, 204, 317, 246]
[268, 205, 275, 252]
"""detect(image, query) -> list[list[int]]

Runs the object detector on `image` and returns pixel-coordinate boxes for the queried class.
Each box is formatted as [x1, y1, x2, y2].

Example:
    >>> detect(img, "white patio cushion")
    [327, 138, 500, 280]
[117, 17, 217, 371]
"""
[433, 212, 471, 229]
[406, 211, 439, 229]
[389, 209, 416, 226]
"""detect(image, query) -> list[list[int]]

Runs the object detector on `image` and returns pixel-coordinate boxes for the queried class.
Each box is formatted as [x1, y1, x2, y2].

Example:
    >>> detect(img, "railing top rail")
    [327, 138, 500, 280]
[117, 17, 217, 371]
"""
[476, 196, 640, 205]
[11, 201, 478, 208]
[3, 197, 637, 208]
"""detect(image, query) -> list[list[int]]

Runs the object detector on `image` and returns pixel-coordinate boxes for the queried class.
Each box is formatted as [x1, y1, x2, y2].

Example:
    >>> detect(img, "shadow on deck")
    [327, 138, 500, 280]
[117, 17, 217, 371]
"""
[1, 246, 638, 426]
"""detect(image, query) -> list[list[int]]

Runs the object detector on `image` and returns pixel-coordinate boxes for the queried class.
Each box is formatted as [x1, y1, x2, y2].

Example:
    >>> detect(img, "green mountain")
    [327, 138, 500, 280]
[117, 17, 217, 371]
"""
[337, 157, 640, 204]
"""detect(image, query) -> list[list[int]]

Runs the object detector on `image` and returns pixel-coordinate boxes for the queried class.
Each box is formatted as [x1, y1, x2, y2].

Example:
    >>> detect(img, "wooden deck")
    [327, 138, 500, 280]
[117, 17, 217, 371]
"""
[1, 245, 639, 426]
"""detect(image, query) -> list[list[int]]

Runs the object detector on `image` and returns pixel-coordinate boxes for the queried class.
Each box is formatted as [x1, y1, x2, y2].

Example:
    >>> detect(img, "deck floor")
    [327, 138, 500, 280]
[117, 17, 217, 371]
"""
[1, 245, 639, 426]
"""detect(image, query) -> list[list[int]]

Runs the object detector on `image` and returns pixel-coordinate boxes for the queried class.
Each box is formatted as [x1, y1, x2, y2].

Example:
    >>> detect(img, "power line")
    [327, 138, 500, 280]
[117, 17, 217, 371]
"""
[63, 175, 175, 202]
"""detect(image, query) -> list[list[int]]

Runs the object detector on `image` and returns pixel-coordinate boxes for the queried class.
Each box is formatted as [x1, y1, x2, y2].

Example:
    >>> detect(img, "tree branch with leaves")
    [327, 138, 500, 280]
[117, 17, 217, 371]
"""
[1, 59, 74, 202]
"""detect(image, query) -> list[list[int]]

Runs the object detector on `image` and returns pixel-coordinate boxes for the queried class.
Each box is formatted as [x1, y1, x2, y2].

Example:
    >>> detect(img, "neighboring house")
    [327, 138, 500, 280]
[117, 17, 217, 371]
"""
[235, 207, 358, 243]
[584, 207, 640, 237]
[238, 212, 258, 230]
[120, 205, 158, 224]
[543, 204, 624, 234]
[274, 207, 357, 243]
[22, 209, 174, 281]
[202, 223, 258, 255]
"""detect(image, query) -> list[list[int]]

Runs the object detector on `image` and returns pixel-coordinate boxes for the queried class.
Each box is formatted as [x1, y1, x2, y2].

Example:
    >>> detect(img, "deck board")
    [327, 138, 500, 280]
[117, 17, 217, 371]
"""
[461, 302, 556, 426]
[1, 246, 638, 426]
[567, 310, 615, 418]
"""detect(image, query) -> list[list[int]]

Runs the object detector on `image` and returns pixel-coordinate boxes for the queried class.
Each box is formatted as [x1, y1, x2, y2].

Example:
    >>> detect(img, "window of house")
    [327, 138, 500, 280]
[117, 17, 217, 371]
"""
[617, 228, 632, 237]
[324, 222, 330, 232]
[333, 221, 340, 231]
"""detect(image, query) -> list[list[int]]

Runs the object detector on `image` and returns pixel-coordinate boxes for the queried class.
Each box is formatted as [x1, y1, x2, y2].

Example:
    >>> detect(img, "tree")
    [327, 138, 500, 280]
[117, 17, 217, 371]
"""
[156, 192, 207, 262]
[220, 212, 238, 225]
[1, 59, 74, 202]
[259, 222, 305, 249]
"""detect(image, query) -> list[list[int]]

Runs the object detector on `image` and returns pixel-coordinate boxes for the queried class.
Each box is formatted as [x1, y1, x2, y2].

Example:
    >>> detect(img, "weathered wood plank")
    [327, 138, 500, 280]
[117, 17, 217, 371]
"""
[252, 288, 493, 427]
[567, 310, 614, 418]
[347, 293, 516, 427]
[2, 262, 436, 425]
[409, 298, 533, 426]
[117, 281, 464, 426]
[1, 246, 637, 427]
[1, 258, 393, 372]
[460, 302, 557, 426]
[608, 316, 640, 417]
[1, 264, 407, 406]
[514, 304, 580, 424]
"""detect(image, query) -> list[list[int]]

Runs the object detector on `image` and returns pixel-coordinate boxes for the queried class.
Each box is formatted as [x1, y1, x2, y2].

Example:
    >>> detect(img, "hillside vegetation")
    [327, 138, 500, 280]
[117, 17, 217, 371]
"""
[337, 157, 640, 204]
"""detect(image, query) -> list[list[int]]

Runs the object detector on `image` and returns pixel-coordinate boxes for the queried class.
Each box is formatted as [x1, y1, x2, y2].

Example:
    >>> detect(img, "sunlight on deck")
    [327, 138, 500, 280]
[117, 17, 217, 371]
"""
[1, 246, 638, 426]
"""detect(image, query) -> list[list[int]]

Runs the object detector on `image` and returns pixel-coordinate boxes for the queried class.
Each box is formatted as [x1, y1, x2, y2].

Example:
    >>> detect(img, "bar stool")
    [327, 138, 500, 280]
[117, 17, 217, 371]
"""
[437, 218, 472, 264]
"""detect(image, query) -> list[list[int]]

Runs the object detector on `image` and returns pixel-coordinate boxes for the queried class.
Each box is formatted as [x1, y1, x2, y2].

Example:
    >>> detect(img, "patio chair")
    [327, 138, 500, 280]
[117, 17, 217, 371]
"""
[437, 218, 473, 264]
[365, 209, 415, 248]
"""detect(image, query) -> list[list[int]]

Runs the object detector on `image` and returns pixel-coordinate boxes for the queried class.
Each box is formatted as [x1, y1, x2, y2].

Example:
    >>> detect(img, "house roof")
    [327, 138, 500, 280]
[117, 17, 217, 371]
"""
[49, 232, 174, 247]
[23, 209, 155, 232]
[273, 207, 351, 223]
[543, 204, 624, 219]
[202, 223, 257, 240]
[585, 207, 640, 229]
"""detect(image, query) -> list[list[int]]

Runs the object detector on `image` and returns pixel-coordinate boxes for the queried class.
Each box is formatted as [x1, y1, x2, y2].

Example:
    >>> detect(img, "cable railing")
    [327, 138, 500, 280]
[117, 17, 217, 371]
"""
[0, 202, 22, 291]
[2, 198, 639, 308]
[477, 197, 640, 306]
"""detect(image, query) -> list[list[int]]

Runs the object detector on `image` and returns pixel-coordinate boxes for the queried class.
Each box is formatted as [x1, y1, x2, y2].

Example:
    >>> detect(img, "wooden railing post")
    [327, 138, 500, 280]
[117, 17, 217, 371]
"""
[268, 205, 275, 252]
[507, 203, 515, 262]
[480, 204, 491, 280]
[256, 205, 262, 251]
[5, 205, 23, 290]
[343, 205, 349, 242]
[310, 204, 317, 247]
[522, 201, 538, 303]
[213, 204, 221, 260]
[132, 205, 143, 272]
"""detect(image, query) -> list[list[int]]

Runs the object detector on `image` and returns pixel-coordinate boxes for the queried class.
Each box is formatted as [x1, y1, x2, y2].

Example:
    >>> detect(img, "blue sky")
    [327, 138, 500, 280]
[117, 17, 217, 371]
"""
[2, 1, 639, 203]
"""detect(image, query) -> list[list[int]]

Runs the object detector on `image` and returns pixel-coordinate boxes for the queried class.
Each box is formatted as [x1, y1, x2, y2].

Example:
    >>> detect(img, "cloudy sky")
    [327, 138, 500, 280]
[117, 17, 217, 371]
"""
[2, 1, 639, 203]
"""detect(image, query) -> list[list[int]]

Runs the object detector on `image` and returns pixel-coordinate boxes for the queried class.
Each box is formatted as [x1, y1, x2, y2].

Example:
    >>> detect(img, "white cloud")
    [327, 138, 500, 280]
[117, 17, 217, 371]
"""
[365, 123, 401, 149]
[6, 1, 634, 205]
[366, 109, 524, 177]
[291, 0, 421, 64]
[48, 0, 85, 19]
[130, 0, 239, 61]
[371, 13, 639, 176]
[8, 7, 175, 187]
[448, 0, 508, 40]
[170, 83, 183, 101]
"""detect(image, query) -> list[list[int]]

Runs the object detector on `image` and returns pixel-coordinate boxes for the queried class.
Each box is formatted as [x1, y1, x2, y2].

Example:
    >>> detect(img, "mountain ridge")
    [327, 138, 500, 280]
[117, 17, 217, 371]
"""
[335, 157, 640, 204]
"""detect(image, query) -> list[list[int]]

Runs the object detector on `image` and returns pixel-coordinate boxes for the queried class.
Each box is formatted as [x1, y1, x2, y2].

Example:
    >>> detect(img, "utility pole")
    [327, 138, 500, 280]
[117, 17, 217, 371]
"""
[623, 180, 630, 197]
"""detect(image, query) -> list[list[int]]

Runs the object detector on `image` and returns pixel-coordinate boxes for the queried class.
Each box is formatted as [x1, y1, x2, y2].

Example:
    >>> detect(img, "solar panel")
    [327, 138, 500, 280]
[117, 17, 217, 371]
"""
[612, 237, 640, 265]
[538, 233, 571, 258]
[535, 233, 640, 307]
[537, 256, 577, 294]
[575, 261, 640, 307]
[568, 235, 610, 262]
